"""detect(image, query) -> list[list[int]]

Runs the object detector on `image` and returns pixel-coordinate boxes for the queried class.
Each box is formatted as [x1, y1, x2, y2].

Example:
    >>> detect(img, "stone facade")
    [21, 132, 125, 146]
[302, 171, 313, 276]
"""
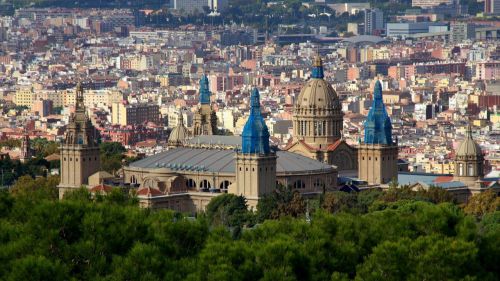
[59, 83, 101, 198]
[358, 144, 398, 184]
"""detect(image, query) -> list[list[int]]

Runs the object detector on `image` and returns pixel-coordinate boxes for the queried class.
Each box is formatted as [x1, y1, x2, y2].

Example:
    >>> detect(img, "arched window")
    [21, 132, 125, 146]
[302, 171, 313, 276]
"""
[293, 180, 306, 189]
[200, 180, 211, 190]
[186, 179, 196, 189]
[459, 163, 464, 176]
[130, 175, 137, 184]
[219, 181, 231, 192]
[313, 178, 325, 190]
[468, 164, 474, 176]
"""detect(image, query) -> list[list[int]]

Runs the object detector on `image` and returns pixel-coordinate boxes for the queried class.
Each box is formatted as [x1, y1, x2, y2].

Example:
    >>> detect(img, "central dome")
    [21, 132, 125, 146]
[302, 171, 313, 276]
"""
[296, 56, 341, 111]
[292, 56, 343, 147]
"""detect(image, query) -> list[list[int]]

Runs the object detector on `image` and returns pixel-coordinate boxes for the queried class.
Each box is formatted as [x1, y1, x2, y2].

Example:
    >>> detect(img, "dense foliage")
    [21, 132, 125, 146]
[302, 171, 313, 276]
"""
[0, 177, 498, 280]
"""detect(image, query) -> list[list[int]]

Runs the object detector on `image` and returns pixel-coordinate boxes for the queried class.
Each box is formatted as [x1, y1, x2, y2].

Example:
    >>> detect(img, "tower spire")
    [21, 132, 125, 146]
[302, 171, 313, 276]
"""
[363, 80, 393, 145]
[311, 55, 324, 79]
[199, 75, 211, 105]
[241, 87, 270, 154]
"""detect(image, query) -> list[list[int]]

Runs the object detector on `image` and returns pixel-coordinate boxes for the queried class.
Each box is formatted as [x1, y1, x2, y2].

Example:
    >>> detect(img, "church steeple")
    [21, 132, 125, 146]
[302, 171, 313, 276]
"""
[311, 55, 324, 79]
[241, 87, 270, 154]
[364, 80, 393, 145]
[199, 75, 211, 105]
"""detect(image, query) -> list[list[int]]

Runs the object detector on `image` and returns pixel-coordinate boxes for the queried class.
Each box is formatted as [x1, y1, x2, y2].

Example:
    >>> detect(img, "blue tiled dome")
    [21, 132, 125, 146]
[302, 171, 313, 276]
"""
[199, 75, 211, 104]
[364, 81, 393, 145]
[241, 88, 270, 154]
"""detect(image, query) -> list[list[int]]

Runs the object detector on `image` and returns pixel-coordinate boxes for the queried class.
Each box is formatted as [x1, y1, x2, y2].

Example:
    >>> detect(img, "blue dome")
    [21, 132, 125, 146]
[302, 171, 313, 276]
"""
[199, 75, 211, 104]
[241, 88, 270, 154]
[364, 81, 393, 145]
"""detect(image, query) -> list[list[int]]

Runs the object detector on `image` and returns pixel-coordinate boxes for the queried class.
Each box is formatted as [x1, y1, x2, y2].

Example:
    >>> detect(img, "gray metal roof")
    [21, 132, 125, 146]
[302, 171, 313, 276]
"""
[186, 136, 242, 147]
[130, 147, 334, 174]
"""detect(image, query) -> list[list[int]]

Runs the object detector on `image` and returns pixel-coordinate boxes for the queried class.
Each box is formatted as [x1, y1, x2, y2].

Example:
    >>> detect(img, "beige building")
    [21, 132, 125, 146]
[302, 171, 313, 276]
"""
[111, 102, 160, 126]
[284, 56, 357, 171]
[59, 83, 101, 198]
[126, 88, 337, 212]
[13, 87, 34, 107]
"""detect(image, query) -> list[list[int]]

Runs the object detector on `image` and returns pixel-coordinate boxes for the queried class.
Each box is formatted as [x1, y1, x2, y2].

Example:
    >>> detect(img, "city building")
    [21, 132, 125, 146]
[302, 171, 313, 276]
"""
[412, 0, 454, 8]
[450, 22, 476, 43]
[386, 22, 448, 37]
[208, 0, 228, 11]
[364, 9, 384, 35]
[111, 102, 159, 126]
[485, 0, 500, 15]
[358, 81, 398, 185]
[173, 0, 208, 14]
[59, 84, 101, 198]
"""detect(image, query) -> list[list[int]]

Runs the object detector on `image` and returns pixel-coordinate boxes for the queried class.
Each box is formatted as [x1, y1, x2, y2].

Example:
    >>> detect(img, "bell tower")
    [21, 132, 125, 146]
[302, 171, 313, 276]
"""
[233, 88, 277, 209]
[358, 80, 398, 185]
[193, 75, 218, 136]
[19, 132, 33, 163]
[59, 83, 101, 198]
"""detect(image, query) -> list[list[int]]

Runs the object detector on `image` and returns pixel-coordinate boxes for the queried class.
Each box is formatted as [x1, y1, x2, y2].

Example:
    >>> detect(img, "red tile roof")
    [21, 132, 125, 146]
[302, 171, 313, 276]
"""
[89, 184, 113, 193]
[137, 187, 163, 197]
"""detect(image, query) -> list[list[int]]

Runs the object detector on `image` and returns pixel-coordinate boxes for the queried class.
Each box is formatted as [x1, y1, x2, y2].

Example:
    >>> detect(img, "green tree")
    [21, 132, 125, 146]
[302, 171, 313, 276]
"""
[464, 189, 500, 217]
[205, 193, 252, 229]
[7, 255, 69, 281]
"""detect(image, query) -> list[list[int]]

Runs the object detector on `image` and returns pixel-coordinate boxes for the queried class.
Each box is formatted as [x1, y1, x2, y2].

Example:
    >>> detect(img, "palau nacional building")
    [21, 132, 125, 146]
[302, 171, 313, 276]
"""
[59, 57, 499, 211]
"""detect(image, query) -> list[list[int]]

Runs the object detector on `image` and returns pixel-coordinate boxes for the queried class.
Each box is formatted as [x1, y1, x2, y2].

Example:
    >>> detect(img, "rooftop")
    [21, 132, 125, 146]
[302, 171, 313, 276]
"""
[129, 147, 335, 175]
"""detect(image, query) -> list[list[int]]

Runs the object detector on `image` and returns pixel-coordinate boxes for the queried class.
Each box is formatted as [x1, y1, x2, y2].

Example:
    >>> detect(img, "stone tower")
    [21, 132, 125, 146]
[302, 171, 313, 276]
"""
[193, 75, 218, 136]
[233, 87, 277, 209]
[358, 80, 398, 185]
[19, 133, 33, 163]
[453, 124, 484, 186]
[59, 83, 101, 198]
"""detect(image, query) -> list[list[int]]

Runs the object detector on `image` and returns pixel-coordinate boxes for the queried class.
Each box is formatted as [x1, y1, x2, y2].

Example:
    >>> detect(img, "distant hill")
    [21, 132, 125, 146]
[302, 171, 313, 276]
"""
[10, 0, 168, 9]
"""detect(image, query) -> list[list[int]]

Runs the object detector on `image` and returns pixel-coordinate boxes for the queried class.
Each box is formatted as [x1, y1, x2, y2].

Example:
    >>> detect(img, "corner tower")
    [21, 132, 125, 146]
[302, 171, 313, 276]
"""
[233, 88, 277, 209]
[358, 80, 398, 185]
[59, 83, 101, 198]
[453, 124, 484, 185]
[193, 75, 218, 136]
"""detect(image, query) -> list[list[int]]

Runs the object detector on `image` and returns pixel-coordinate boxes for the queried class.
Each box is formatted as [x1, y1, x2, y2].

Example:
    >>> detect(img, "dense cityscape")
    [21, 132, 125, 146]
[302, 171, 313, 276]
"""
[0, 0, 499, 280]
